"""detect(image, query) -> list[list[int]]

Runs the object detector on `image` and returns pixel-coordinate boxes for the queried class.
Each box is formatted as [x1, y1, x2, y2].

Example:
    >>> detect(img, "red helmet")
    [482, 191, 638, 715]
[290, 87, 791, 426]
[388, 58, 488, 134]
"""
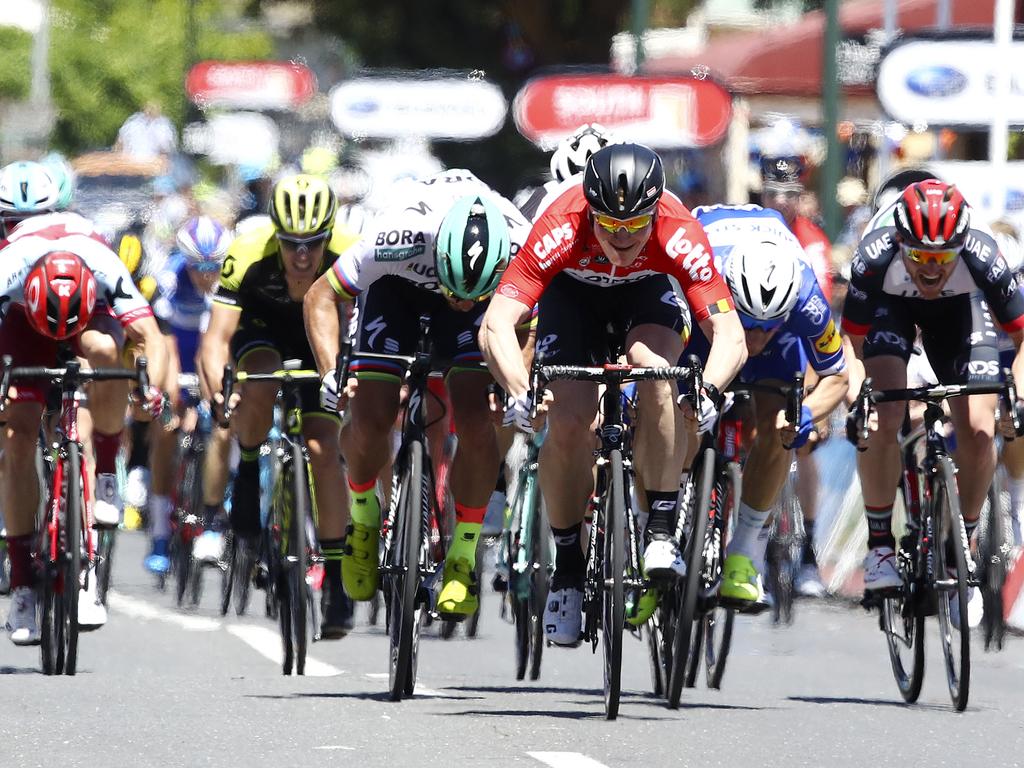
[24, 251, 98, 340]
[893, 179, 969, 250]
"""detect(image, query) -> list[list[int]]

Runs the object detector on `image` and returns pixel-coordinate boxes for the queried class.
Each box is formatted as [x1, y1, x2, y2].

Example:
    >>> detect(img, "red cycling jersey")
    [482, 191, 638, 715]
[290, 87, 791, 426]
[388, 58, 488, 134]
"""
[790, 215, 833, 302]
[498, 185, 734, 323]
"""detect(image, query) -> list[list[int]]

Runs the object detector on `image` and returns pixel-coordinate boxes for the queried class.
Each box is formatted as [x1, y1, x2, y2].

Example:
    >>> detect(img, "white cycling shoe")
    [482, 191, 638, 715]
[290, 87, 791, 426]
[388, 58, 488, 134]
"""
[93, 473, 122, 528]
[78, 566, 107, 630]
[863, 546, 902, 591]
[795, 564, 826, 598]
[543, 585, 583, 647]
[6, 586, 40, 645]
[192, 530, 224, 564]
[643, 536, 687, 580]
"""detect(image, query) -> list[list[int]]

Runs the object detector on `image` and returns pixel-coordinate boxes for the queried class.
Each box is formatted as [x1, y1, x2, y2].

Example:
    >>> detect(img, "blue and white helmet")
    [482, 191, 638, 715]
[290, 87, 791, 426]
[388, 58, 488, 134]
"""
[0, 161, 60, 215]
[725, 237, 803, 321]
[176, 216, 232, 271]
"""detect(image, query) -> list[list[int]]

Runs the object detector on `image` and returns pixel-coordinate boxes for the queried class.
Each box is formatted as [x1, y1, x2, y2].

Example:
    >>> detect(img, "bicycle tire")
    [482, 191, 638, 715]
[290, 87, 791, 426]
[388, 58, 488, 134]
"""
[40, 554, 57, 675]
[979, 474, 1007, 651]
[95, 529, 115, 608]
[174, 530, 191, 608]
[388, 439, 424, 701]
[645, 617, 665, 697]
[706, 460, 740, 689]
[601, 449, 626, 720]
[667, 446, 714, 709]
[288, 442, 310, 676]
[63, 442, 82, 676]
[881, 587, 925, 703]
[219, 530, 235, 616]
[527, 492, 548, 682]
[510, 463, 542, 679]
[934, 456, 970, 711]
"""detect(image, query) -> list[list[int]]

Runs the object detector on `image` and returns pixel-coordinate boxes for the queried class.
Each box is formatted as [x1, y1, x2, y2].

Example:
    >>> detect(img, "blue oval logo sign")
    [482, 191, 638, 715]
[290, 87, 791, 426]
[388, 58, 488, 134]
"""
[905, 66, 968, 98]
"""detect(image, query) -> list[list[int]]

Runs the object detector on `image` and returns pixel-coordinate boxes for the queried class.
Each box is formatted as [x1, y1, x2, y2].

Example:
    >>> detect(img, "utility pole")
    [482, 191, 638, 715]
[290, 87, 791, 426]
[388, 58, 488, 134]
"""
[631, 0, 649, 73]
[821, 0, 842, 241]
[184, 0, 199, 122]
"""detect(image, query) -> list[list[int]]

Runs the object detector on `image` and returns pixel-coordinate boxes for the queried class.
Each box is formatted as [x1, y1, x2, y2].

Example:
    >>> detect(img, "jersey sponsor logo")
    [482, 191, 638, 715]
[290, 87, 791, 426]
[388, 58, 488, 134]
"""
[848, 284, 867, 301]
[812, 318, 841, 355]
[1006, 276, 1020, 299]
[499, 282, 519, 299]
[862, 234, 892, 261]
[988, 257, 1007, 281]
[375, 245, 426, 262]
[534, 333, 559, 361]
[533, 222, 574, 262]
[364, 315, 387, 349]
[404, 200, 432, 216]
[665, 228, 714, 282]
[963, 359, 999, 377]
[869, 330, 908, 352]
[963, 233, 992, 263]
[375, 230, 427, 247]
[420, 172, 476, 185]
[406, 261, 437, 280]
[802, 294, 828, 325]
[852, 258, 868, 277]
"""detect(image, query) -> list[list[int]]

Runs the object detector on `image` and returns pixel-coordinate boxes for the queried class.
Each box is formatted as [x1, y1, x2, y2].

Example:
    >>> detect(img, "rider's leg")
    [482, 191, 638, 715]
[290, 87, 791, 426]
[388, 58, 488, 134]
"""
[145, 334, 181, 570]
[1002, 436, 1024, 545]
[948, 392, 998, 541]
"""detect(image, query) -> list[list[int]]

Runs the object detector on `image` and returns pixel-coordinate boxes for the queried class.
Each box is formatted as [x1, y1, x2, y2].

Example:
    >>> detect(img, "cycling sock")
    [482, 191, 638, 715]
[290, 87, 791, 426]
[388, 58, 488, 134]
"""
[964, 517, 978, 547]
[1007, 475, 1024, 544]
[728, 501, 771, 559]
[128, 419, 149, 467]
[802, 518, 818, 566]
[753, 526, 771, 574]
[865, 503, 895, 550]
[551, 522, 585, 588]
[347, 476, 380, 528]
[229, 444, 262, 537]
[203, 503, 222, 529]
[7, 533, 34, 590]
[320, 537, 344, 592]
[645, 489, 678, 539]
[93, 430, 121, 475]
[150, 494, 172, 540]
[448, 502, 485, 566]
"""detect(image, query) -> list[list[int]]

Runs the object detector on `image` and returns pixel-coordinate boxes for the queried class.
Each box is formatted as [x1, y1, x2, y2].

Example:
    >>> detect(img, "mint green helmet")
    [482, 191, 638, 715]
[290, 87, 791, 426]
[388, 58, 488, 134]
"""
[41, 153, 75, 210]
[435, 195, 511, 300]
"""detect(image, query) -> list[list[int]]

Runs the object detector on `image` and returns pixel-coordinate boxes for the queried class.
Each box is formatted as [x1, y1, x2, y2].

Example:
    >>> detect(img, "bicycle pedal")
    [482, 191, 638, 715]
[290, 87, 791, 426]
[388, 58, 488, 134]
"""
[719, 595, 770, 615]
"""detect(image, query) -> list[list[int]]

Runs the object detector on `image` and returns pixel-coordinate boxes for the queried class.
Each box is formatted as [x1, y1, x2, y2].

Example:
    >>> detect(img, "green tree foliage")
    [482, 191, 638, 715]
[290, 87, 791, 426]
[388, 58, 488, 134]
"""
[50, 0, 272, 152]
[0, 26, 32, 101]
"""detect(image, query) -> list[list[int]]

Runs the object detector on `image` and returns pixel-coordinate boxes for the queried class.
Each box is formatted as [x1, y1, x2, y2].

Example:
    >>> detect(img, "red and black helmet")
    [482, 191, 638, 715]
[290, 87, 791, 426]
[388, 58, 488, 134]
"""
[893, 179, 970, 250]
[24, 251, 97, 340]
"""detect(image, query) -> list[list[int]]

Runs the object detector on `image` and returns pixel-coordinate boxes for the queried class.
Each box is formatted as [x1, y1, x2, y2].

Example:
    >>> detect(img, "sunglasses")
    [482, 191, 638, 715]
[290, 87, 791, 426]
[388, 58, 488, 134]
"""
[439, 284, 492, 304]
[277, 230, 331, 248]
[188, 262, 222, 274]
[739, 312, 784, 333]
[904, 246, 958, 266]
[592, 212, 653, 234]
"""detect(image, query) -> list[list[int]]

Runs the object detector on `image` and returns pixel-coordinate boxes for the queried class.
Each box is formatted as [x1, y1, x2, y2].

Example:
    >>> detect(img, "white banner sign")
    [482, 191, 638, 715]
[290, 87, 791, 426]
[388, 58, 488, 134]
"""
[183, 112, 279, 167]
[930, 160, 1024, 227]
[330, 77, 507, 140]
[877, 38, 1024, 126]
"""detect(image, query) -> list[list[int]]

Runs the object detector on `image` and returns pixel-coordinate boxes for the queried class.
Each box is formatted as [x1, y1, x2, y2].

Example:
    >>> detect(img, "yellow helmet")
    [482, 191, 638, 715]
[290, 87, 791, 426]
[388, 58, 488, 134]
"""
[268, 174, 336, 237]
[117, 233, 144, 277]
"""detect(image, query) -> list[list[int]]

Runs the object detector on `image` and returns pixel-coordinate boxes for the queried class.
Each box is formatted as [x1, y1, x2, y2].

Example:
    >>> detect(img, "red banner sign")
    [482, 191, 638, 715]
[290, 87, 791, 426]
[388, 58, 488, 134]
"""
[186, 61, 317, 110]
[514, 74, 732, 148]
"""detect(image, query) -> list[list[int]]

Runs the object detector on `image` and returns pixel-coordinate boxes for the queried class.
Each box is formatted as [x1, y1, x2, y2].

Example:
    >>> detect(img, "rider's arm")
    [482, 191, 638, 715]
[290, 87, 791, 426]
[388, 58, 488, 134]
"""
[843, 334, 865, 405]
[199, 303, 240, 400]
[803, 366, 849, 422]
[480, 293, 533, 398]
[124, 315, 168, 392]
[303, 272, 346, 376]
[697, 310, 747, 392]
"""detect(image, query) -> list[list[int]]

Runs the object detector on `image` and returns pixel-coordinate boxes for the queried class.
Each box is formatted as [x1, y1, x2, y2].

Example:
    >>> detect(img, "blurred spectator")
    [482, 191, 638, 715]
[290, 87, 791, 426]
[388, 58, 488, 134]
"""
[115, 101, 177, 162]
[835, 175, 872, 250]
[991, 219, 1024, 274]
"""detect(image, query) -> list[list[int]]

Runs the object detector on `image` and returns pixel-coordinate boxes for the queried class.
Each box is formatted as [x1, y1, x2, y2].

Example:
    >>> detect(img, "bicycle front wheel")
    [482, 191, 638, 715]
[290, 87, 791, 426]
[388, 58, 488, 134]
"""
[705, 460, 740, 690]
[388, 440, 424, 701]
[601, 449, 626, 721]
[978, 471, 1007, 651]
[934, 456, 970, 711]
[288, 442, 310, 676]
[63, 443, 83, 676]
[667, 446, 714, 709]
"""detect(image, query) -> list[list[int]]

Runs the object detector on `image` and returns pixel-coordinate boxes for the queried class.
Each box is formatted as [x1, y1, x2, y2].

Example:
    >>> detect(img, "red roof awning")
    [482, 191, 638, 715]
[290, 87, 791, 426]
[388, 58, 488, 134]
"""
[644, 0, 996, 96]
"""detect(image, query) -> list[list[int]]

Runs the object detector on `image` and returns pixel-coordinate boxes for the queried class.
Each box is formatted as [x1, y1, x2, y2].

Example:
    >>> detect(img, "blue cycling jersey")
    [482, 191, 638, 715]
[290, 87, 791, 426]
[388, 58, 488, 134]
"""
[686, 205, 846, 379]
[153, 252, 212, 333]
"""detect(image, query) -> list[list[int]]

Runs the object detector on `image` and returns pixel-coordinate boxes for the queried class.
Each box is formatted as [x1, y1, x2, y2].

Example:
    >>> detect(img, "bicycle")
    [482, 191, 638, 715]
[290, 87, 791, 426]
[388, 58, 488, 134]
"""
[0, 353, 147, 675]
[533, 353, 699, 720]
[978, 461, 1010, 651]
[221, 360, 322, 675]
[336, 316, 482, 701]
[849, 376, 1017, 711]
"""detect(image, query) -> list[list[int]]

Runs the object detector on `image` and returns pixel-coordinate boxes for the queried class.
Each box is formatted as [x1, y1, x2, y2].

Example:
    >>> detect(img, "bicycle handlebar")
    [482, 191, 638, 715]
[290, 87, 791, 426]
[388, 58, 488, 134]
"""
[0, 354, 149, 417]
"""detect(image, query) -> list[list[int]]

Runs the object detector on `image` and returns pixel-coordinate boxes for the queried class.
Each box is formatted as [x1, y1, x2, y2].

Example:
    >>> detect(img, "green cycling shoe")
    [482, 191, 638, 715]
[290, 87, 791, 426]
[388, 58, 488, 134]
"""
[341, 521, 379, 601]
[720, 553, 764, 603]
[437, 556, 479, 618]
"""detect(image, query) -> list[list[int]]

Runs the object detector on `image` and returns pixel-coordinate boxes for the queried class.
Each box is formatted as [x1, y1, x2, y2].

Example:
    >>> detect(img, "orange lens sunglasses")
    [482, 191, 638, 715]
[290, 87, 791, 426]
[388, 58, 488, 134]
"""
[904, 246, 957, 266]
[593, 212, 653, 234]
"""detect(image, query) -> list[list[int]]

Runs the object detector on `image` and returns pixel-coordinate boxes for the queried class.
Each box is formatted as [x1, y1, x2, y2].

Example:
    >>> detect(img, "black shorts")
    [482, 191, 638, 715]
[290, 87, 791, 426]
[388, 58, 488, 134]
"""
[862, 293, 1001, 384]
[535, 273, 689, 365]
[229, 311, 334, 418]
[351, 276, 488, 382]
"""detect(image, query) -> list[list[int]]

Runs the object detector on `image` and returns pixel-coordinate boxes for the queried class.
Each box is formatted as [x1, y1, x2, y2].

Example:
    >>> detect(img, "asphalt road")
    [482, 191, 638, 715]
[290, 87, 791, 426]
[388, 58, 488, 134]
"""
[2, 532, 1023, 768]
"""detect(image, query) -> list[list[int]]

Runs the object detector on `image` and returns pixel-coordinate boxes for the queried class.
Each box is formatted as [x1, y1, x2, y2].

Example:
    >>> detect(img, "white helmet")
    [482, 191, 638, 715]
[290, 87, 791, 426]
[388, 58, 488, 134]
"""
[724, 238, 803, 321]
[0, 161, 60, 215]
[549, 123, 615, 182]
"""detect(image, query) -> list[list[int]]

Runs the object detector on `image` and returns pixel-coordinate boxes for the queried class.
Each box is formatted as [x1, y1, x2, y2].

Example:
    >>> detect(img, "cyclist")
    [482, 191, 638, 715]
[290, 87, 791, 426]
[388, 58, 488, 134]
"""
[480, 143, 746, 646]
[687, 204, 849, 604]
[144, 216, 231, 574]
[39, 153, 77, 212]
[760, 153, 835, 597]
[304, 168, 531, 620]
[1, 215, 166, 643]
[200, 174, 359, 639]
[843, 180, 1024, 596]
[0, 161, 60, 237]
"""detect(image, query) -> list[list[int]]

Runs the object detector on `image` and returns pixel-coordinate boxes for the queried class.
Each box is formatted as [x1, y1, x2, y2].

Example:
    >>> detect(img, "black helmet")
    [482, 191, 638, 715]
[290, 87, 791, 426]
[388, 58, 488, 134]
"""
[871, 166, 937, 214]
[583, 143, 665, 218]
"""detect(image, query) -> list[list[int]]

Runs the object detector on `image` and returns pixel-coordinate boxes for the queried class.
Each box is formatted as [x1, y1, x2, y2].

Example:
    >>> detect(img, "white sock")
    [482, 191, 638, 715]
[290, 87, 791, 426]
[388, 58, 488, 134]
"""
[150, 494, 172, 540]
[728, 501, 772, 559]
[1008, 476, 1024, 536]
[752, 526, 771, 574]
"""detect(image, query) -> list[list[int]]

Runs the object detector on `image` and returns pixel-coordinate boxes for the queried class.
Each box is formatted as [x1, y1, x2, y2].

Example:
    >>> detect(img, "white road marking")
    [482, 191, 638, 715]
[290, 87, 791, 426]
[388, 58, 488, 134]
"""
[527, 753, 610, 768]
[226, 624, 344, 677]
[364, 671, 444, 696]
[314, 746, 355, 751]
[107, 592, 221, 632]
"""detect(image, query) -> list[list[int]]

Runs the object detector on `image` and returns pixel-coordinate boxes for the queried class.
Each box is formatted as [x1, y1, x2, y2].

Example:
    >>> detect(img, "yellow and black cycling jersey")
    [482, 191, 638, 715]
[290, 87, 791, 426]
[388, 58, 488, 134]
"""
[213, 220, 360, 317]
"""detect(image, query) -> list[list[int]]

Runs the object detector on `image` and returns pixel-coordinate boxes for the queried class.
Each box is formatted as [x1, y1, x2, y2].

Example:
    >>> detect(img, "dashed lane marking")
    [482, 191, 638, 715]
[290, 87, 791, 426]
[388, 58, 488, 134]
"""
[527, 752, 610, 768]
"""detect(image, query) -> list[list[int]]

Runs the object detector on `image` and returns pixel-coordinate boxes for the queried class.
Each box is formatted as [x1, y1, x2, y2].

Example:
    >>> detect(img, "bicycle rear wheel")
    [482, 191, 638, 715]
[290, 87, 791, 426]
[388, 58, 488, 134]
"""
[978, 473, 1007, 651]
[95, 529, 115, 607]
[219, 530, 235, 616]
[934, 456, 970, 711]
[881, 583, 925, 703]
[601, 450, 626, 721]
[702, 460, 740, 689]
[63, 443, 83, 676]
[388, 440, 424, 701]
[288, 443, 309, 676]
[667, 446, 714, 709]
[527, 496, 549, 682]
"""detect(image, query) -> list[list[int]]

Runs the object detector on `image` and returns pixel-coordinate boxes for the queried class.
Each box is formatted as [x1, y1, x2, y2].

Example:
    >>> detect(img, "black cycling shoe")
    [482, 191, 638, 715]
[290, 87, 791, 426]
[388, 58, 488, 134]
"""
[320, 579, 355, 640]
